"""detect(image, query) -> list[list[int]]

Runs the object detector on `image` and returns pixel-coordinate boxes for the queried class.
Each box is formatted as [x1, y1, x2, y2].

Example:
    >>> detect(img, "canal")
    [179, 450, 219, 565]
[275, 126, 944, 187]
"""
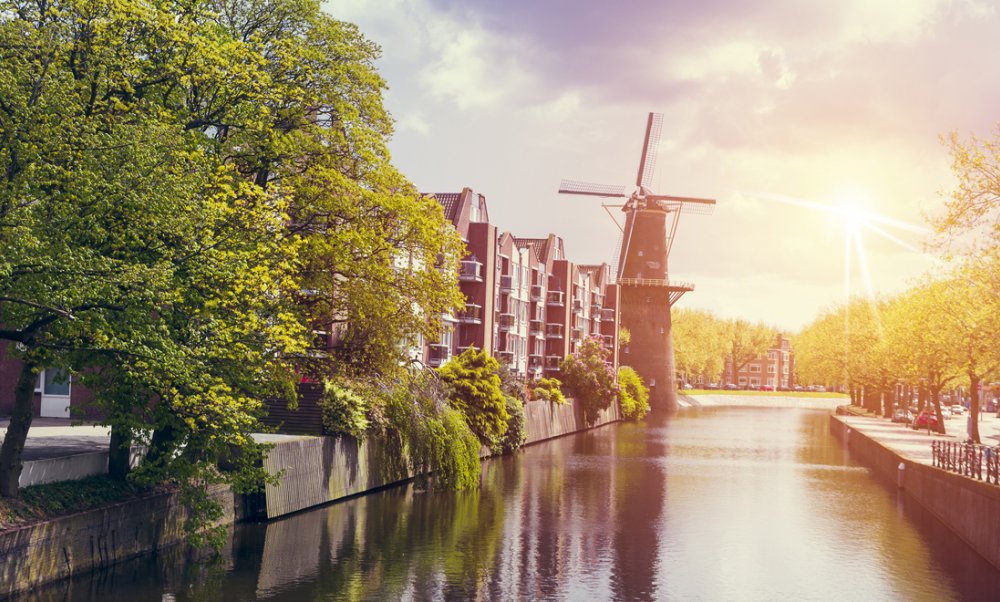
[26, 407, 1000, 601]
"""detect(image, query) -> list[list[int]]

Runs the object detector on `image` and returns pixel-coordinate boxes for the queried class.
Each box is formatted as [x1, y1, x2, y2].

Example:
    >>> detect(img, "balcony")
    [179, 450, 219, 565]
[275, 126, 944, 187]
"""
[572, 298, 583, 313]
[498, 313, 515, 332]
[592, 301, 602, 312]
[456, 344, 477, 355]
[457, 303, 482, 324]
[600, 308, 616, 321]
[546, 291, 564, 307]
[530, 284, 544, 302]
[529, 321, 544, 337]
[602, 334, 615, 347]
[499, 275, 514, 293]
[545, 324, 564, 339]
[544, 356, 562, 371]
[572, 326, 584, 340]
[459, 260, 483, 282]
[427, 344, 451, 367]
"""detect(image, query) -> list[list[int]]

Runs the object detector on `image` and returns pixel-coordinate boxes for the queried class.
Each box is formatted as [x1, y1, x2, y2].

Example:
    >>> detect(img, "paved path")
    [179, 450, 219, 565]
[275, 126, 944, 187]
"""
[837, 409, 1000, 466]
[0, 418, 111, 462]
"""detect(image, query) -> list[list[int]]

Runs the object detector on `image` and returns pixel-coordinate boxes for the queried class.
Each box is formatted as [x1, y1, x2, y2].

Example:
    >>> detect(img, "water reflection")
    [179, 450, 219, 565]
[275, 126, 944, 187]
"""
[21, 408, 1000, 601]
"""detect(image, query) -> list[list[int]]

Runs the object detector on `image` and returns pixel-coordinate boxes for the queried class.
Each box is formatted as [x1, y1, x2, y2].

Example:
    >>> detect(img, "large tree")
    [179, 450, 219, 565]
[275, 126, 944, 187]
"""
[725, 319, 776, 386]
[0, 0, 463, 500]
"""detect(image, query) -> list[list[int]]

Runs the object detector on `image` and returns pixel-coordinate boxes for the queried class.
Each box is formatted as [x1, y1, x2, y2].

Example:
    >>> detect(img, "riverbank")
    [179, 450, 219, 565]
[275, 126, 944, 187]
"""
[0, 397, 620, 598]
[830, 407, 1000, 570]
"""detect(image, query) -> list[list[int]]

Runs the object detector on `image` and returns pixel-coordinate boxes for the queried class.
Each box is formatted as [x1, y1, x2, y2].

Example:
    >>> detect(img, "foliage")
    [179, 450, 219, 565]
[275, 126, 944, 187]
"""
[618, 327, 632, 348]
[672, 308, 730, 384]
[933, 129, 1000, 254]
[617, 366, 650, 421]
[498, 394, 528, 454]
[532, 377, 567, 404]
[437, 348, 509, 448]
[0, 475, 147, 530]
[319, 380, 370, 439]
[726, 319, 778, 383]
[560, 336, 617, 426]
[381, 372, 481, 491]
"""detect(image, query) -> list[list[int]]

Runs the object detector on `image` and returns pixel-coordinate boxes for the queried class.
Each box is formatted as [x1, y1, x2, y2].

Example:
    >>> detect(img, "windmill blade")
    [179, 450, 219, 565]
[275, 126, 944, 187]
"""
[635, 112, 664, 188]
[650, 195, 717, 215]
[558, 179, 628, 198]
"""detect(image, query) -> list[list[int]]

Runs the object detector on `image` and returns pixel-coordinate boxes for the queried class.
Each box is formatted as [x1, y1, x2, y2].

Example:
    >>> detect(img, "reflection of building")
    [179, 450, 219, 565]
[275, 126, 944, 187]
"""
[724, 334, 795, 390]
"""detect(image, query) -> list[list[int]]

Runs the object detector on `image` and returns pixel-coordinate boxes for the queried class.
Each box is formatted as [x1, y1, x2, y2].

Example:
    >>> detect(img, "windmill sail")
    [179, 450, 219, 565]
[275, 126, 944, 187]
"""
[635, 112, 663, 188]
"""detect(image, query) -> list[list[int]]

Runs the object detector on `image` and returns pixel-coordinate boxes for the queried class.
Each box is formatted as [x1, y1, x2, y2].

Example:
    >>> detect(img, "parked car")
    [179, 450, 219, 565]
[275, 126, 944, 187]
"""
[891, 409, 912, 423]
[724, 383, 740, 390]
[911, 410, 939, 429]
[950, 404, 965, 415]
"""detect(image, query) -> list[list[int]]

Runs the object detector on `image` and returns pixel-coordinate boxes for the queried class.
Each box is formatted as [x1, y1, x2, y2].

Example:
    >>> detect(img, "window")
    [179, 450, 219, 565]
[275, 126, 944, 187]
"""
[738, 377, 747, 385]
[36, 368, 71, 396]
[767, 378, 775, 387]
[750, 378, 760, 387]
[749, 365, 761, 373]
[768, 351, 777, 360]
[767, 365, 776, 374]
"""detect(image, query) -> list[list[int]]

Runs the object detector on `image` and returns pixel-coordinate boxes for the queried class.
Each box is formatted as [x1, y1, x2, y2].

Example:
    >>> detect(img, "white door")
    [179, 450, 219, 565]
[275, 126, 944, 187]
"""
[39, 368, 71, 418]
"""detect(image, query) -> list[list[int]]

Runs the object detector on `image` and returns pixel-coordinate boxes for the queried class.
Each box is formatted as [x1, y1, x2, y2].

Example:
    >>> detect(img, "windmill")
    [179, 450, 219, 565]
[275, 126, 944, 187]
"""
[558, 112, 715, 410]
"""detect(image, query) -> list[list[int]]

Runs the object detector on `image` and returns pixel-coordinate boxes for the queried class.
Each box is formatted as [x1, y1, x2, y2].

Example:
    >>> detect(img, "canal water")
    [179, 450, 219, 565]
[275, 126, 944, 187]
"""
[26, 407, 1000, 601]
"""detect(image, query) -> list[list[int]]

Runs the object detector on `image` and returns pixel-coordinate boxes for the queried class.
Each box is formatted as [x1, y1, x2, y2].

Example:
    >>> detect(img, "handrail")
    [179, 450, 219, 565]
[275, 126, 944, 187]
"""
[616, 277, 694, 290]
[931, 440, 1000, 485]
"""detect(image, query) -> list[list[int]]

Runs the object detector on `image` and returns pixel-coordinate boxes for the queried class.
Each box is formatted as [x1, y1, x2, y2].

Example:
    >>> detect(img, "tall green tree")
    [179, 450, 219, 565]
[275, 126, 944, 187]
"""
[725, 319, 776, 386]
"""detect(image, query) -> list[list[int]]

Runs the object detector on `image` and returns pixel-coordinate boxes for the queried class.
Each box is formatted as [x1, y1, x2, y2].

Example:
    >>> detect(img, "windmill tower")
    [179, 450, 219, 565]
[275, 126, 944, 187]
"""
[559, 113, 715, 410]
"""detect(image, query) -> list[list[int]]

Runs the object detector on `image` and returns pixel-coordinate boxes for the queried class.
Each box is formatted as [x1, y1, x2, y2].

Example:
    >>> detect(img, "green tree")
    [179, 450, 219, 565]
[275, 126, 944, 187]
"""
[673, 308, 729, 385]
[726, 319, 776, 386]
[437, 348, 509, 449]
[561, 336, 616, 425]
[617, 366, 650, 421]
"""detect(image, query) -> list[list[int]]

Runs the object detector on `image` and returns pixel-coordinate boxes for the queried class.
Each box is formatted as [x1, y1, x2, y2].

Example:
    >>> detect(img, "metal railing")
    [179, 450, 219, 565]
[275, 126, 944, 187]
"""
[931, 440, 1000, 485]
[617, 277, 694, 290]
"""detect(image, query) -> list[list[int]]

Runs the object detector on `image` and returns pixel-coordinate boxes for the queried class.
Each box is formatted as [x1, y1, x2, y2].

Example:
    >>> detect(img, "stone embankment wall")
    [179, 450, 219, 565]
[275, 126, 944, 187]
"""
[1, 396, 620, 597]
[830, 414, 1000, 570]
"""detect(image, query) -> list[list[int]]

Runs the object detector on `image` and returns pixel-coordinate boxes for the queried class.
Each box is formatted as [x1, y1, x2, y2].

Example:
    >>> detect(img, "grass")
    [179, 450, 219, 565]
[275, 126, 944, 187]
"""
[0, 475, 154, 531]
[682, 389, 849, 398]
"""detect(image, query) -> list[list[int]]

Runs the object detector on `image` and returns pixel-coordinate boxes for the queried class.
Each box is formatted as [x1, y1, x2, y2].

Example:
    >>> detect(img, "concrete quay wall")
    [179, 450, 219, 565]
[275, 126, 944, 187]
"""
[0, 485, 243, 599]
[1, 396, 620, 597]
[830, 414, 1000, 570]
[262, 397, 621, 518]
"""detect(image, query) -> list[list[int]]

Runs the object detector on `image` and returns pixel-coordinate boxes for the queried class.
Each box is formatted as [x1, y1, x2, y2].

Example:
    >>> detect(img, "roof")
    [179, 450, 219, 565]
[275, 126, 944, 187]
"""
[430, 193, 462, 223]
[515, 237, 551, 263]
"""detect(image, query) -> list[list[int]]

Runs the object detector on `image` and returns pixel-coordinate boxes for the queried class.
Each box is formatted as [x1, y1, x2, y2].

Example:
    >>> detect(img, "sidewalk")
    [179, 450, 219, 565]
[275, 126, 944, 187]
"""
[838, 408, 1000, 466]
[0, 418, 110, 462]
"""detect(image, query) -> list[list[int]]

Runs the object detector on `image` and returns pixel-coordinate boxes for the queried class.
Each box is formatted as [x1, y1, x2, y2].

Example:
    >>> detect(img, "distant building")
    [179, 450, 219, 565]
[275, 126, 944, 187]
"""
[724, 334, 795, 390]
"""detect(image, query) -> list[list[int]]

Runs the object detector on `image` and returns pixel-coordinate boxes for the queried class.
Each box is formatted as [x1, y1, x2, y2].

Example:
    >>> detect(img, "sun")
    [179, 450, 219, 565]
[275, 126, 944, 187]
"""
[836, 193, 872, 229]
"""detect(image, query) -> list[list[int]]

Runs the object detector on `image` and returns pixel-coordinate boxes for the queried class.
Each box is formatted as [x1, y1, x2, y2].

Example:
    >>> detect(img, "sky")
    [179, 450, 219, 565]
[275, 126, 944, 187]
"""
[324, 0, 1000, 332]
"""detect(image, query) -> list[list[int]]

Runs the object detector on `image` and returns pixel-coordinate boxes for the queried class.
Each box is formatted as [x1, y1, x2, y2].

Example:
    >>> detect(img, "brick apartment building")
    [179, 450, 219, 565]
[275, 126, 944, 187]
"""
[723, 334, 795, 390]
[429, 189, 619, 381]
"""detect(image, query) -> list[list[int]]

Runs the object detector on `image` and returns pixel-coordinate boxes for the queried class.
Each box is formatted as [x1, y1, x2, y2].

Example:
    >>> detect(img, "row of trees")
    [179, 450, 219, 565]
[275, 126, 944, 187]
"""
[796, 127, 1000, 442]
[0, 0, 463, 504]
[671, 309, 777, 386]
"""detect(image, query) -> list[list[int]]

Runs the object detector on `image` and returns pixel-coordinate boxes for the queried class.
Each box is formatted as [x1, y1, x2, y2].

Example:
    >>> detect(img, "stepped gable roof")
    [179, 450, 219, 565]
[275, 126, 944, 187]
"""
[515, 237, 550, 263]
[430, 192, 462, 223]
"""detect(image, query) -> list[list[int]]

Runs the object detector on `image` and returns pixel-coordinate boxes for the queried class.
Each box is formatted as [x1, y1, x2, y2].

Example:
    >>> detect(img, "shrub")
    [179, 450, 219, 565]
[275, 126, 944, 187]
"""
[618, 366, 650, 421]
[498, 394, 527, 453]
[531, 377, 566, 404]
[560, 336, 617, 425]
[318, 380, 370, 438]
[382, 372, 481, 491]
[437, 348, 509, 448]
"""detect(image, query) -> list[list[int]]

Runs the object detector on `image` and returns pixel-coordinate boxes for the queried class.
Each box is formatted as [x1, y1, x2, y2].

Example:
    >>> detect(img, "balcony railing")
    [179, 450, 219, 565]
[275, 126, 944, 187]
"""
[529, 323, 544, 337]
[427, 344, 451, 367]
[546, 291, 564, 307]
[592, 301, 602, 312]
[572, 298, 583, 312]
[544, 356, 562, 370]
[498, 313, 515, 332]
[572, 326, 584, 340]
[459, 260, 483, 282]
[601, 308, 616, 321]
[457, 304, 482, 324]
[499, 275, 514, 293]
[530, 284, 544, 302]
[602, 334, 614, 347]
[545, 324, 563, 339]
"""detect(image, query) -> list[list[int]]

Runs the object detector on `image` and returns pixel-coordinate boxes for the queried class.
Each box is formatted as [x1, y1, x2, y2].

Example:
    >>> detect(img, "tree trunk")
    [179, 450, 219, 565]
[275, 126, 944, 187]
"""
[931, 388, 946, 435]
[918, 382, 927, 413]
[881, 388, 892, 418]
[146, 424, 177, 470]
[108, 424, 131, 481]
[0, 360, 39, 498]
[968, 374, 981, 444]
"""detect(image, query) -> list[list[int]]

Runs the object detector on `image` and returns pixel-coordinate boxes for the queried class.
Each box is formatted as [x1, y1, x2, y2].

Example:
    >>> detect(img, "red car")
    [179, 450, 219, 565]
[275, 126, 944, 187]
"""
[911, 410, 939, 430]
